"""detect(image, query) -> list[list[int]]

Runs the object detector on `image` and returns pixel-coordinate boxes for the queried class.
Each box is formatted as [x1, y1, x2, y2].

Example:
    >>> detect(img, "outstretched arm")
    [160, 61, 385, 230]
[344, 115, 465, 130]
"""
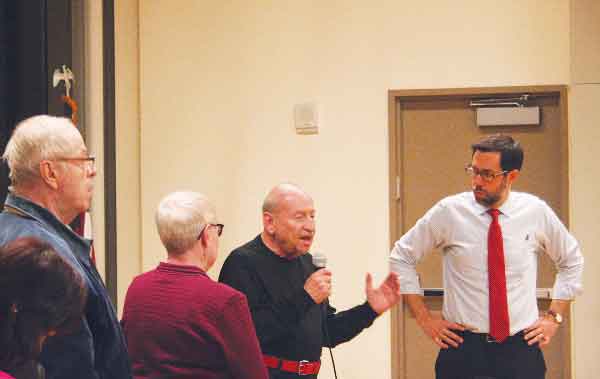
[323, 272, 401, 348]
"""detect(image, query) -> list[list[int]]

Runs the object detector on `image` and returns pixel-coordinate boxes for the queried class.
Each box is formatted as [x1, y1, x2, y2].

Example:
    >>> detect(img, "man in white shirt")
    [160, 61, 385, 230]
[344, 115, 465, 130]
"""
[390, 134, 584, 379]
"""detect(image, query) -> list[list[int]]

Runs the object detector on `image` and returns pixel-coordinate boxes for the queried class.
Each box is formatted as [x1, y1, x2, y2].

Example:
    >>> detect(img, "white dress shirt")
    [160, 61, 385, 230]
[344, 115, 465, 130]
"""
[390, 191, 584, 335]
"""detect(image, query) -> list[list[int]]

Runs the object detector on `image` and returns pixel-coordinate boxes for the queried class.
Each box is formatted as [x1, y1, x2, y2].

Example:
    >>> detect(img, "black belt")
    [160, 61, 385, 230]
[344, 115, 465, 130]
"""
[463, 330, 526, 344]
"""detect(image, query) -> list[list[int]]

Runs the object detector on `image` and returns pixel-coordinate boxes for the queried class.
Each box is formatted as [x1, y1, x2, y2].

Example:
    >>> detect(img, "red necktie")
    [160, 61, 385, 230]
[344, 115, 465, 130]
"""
[487, 209, 510, 342]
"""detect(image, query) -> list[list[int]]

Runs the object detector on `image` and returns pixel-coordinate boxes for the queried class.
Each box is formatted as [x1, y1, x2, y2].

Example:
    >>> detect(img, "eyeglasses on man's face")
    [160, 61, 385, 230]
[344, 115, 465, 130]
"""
[55, 155, 96, 172]
[464, 164, 507, 183]
[197, 223, 224, 240]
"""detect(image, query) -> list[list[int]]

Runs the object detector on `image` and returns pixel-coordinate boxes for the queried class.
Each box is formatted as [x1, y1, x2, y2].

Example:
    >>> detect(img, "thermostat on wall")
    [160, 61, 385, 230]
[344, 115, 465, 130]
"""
[294, 102, 319, 135]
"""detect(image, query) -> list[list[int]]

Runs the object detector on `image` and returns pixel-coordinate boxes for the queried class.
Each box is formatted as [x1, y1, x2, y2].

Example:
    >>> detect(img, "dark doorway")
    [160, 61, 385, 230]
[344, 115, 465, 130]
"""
[0, 0, 73, 207]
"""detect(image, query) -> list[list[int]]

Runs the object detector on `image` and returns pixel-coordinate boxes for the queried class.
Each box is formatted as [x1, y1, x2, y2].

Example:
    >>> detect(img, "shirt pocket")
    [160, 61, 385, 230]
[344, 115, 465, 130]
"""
[503, 231, 538, 287]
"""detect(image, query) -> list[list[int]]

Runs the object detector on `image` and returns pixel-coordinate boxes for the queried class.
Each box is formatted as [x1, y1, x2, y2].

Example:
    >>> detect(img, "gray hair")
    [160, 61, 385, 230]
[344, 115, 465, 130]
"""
[2, 115, 83, 188]
[155, 191, 217, 254]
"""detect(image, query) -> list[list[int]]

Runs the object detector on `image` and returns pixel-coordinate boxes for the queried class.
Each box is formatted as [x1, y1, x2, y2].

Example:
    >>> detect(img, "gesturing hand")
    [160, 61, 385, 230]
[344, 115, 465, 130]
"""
[365, 272, 401, 315]
[304, 268, 332, 304]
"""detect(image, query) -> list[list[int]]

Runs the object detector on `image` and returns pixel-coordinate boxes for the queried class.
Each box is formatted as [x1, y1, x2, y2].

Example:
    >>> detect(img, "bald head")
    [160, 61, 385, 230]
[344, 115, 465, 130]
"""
[261, 183, 315, 258]
[262, 183, 313, 214]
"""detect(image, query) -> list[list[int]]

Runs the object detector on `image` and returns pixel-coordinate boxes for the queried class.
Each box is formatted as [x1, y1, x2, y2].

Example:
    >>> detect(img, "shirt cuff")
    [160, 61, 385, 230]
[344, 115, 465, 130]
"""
[552, 282, 584, 300]
[360, 301, 380, 321]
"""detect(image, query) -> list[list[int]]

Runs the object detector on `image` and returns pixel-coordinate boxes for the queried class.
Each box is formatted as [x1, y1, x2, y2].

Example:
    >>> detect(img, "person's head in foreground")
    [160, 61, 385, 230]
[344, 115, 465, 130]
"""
[0, 237, 87, 377]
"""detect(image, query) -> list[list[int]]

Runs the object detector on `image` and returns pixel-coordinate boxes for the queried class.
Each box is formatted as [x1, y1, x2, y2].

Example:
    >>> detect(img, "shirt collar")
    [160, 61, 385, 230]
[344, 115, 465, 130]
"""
[256, 234, 303, 262]
[4, 193, 91, 245]
[472, 191, 515, 217]
[497, 192, 516, 216]
[157, 262, 208, 276]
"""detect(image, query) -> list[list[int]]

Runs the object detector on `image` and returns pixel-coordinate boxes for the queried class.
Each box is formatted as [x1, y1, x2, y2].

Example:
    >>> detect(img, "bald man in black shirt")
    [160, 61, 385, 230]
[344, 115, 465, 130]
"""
[219, 183, 401, 379]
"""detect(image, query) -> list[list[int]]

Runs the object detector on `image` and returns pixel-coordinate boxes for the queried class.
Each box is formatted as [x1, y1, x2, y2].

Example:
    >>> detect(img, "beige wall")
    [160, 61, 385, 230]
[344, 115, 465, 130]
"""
[569, 85, 600, 379]
[112, 0, 599, 378]
[571, 0, 600, 84]
[85, 0, 105, 279]
[570, 1, 600, 378]
[115, 0, 142, 313]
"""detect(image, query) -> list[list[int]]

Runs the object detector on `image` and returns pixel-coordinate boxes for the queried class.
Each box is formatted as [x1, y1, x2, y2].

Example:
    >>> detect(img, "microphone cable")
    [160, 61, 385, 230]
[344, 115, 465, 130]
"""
[322, 303, 339, 379]
[312, 252, 338, 379]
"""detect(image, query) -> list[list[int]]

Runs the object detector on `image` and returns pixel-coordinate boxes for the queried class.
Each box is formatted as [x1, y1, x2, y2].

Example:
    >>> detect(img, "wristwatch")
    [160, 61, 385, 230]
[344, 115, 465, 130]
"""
[546, 310, 563, 324]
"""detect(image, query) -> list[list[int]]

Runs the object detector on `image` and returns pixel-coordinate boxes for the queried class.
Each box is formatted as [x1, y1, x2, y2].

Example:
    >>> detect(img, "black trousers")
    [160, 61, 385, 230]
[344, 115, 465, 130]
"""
[435, 331, 546, 379]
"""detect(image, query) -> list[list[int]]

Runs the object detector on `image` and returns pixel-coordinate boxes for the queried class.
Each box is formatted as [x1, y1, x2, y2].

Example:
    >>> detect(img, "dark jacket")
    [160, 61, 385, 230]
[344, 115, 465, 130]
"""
[0, 194, 132, 379]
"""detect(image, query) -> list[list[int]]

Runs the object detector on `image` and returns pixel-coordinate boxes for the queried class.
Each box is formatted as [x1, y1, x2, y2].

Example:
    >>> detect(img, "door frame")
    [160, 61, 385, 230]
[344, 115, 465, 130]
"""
[387, 85, 570, 379]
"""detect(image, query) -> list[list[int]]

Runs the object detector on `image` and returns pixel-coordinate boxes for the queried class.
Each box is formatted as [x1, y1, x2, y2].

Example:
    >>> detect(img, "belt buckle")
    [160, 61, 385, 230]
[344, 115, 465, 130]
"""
[485, 334, 499, 343]
[297, 360, 310, 375]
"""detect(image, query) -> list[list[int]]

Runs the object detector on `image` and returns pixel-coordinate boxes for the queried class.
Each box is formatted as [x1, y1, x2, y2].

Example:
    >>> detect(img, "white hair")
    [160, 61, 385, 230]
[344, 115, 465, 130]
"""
[155, 191, 217, 254]
[2, 115, 83, 188]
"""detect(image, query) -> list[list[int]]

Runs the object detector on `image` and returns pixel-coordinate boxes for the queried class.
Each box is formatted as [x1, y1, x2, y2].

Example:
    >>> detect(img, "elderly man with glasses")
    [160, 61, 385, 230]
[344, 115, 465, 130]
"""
[121, 191, 268, 379]
[390, 134, 584, 379]
[0, 115, 131, 379]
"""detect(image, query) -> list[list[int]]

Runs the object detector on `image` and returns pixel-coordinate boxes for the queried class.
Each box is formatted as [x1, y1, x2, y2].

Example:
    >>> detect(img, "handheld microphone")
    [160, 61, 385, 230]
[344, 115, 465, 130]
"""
[312, 251, 327, 268]
[311, 251, 338, 379]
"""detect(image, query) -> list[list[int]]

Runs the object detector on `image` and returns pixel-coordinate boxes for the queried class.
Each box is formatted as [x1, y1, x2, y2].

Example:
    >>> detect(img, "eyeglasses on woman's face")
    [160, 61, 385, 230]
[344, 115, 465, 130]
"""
[197, 223, 224, 239]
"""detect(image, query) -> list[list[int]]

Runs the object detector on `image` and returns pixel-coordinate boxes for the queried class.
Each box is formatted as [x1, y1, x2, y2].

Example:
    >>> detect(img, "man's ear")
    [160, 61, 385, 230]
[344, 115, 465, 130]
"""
[199, 230, 210, 248]
[39, 160, 60, 190]
[263, 212, 275, 235]
[507, 169, 520, 184]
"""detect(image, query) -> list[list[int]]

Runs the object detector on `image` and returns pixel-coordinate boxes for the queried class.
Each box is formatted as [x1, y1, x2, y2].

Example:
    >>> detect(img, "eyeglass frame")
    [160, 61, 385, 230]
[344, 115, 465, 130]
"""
[197, 223, 224, 240]
[464, 164, 508, 183]
[53, 155, 96, 171]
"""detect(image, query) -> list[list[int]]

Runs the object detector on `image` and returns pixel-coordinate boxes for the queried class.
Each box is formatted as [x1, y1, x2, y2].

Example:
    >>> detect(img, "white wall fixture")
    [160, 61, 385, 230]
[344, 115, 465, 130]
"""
[470, 95, 540, 127]
[294, 102, 319, 135]
[475, 106, 540, 126]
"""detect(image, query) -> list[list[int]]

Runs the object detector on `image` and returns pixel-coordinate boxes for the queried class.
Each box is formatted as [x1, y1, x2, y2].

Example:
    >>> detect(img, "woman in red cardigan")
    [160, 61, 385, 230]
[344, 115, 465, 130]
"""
[122, 191, 268, 379]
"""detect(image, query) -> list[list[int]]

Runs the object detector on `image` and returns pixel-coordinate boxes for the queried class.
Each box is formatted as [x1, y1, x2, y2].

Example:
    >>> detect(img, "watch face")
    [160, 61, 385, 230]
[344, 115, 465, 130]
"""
[555, 313, 563, 323]
[549, 310, 563, 324]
